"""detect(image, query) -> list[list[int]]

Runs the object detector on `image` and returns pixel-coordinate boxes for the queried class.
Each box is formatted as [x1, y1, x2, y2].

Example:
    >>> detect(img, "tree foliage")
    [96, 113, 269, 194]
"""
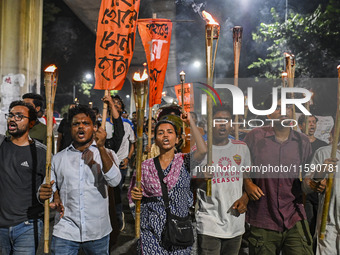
[249, 0, 340, 78]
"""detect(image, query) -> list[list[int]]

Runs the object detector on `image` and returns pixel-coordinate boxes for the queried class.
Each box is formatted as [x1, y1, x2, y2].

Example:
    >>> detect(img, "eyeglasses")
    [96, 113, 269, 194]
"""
[5, 113, 30, 121]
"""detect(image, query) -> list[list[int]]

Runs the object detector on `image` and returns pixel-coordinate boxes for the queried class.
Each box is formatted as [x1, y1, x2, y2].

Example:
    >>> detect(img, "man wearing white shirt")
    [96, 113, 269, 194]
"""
[196, 105, 251, 255]
[39, 105, 121, 255]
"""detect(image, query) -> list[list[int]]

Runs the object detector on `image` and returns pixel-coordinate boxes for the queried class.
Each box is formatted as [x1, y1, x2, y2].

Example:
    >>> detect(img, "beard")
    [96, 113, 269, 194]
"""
[7, 122, 28, 138]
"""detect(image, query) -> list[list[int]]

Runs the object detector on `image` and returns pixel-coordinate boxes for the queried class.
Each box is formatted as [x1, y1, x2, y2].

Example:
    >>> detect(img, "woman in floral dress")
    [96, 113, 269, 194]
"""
[129, 112, 207, 254]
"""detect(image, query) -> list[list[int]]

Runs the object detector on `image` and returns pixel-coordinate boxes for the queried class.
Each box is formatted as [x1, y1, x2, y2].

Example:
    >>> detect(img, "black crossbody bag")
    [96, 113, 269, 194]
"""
[153, 157, 194, 250]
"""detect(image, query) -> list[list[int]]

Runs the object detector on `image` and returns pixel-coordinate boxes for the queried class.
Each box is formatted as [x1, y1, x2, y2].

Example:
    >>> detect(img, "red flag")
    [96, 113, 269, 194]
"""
[174, 83, 194, 112]
[138, 19, 172, 106]
[94, 0, 140, 90]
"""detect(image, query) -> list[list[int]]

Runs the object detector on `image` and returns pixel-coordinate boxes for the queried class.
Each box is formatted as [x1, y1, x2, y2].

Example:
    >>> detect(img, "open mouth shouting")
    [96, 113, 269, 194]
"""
[162, 138, 170, 145]
[8, 121, 18, 132]
[218, 128, 227, 136]
[77, 130, 86, 139]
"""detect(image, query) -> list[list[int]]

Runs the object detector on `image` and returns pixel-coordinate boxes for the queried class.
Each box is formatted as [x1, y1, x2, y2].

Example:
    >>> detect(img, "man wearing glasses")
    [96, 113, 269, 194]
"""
[0, 101, 47, 254]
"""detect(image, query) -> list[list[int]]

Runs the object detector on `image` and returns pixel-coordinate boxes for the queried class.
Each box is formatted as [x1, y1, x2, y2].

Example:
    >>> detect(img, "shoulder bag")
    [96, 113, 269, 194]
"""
[154, 157, 194, 250]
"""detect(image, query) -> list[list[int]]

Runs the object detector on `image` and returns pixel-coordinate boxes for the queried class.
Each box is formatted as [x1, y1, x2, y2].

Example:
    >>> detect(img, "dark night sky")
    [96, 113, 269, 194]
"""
[42, 0, 336, 116]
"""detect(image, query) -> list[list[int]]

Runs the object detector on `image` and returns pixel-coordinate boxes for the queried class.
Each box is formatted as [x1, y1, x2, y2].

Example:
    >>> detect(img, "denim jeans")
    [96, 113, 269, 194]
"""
[0, 219, 43, 255]
[51, 234, 110, 255]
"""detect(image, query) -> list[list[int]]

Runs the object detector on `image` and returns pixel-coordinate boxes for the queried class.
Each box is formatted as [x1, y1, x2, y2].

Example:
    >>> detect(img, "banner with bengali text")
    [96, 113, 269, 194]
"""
[94, 0, 140, 90]
[138, 19, 172, 106]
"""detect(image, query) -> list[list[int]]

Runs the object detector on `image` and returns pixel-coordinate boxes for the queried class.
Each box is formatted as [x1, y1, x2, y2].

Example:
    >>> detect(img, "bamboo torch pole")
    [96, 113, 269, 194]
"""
[180, 71, 186, 148]
[303, 101, 311, 135]
[233, 26, 243, 140]
[132, 70, 149, 238]
[147, 107, 152, 159]
[43, 64, 57, 253]
[282, 72, 287, 88]
[285, 53, 297, 130]
[101, 90, 110, 129]
[319, 65, 340, 240]
[146, 63, 152, 159]
[203, 11, 220, 197]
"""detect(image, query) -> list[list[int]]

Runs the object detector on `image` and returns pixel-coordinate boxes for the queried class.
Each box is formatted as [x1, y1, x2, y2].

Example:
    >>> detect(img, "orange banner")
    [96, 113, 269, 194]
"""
[174, 83, 194, 112]
[138, 19, 172, 106]
[94, 0, 140, 90]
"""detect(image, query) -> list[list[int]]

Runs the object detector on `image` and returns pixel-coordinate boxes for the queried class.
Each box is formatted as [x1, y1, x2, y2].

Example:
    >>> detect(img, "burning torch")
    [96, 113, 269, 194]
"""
[319, 65, 340, 240]
[203, 10, 220, 197]
[43, 64, 58, 253]
[132, 69, 148, 238]
[233, 26, 243, 140]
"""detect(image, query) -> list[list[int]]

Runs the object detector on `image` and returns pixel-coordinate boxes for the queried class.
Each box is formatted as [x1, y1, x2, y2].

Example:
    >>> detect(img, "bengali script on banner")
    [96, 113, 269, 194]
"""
[95, 0, 140, 90]
[138, 19, 172, 106]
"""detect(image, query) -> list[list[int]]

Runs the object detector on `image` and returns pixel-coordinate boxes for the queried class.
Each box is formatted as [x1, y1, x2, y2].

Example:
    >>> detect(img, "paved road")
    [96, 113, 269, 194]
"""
[36, 175, 248, 255]
[36, 177, 137, 255]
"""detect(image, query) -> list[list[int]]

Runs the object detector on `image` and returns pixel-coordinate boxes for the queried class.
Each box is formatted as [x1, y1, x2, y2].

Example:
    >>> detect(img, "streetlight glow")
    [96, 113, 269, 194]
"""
[85, 73, 92, 80]
[193, 60, 201, 68]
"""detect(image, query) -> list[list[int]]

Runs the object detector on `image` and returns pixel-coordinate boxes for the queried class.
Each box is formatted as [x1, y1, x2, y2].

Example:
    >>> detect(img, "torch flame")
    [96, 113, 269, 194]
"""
[337, 65, 340, 70]
[133, 69, 148, 81]
[202, 11, 219, 25]
[44, 64, 57, 73]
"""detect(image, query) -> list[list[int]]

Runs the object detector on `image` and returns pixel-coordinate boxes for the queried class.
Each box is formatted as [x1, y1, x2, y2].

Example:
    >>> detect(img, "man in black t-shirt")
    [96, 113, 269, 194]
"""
[0, 101, 46, 255]
[298, 115, 328, 155]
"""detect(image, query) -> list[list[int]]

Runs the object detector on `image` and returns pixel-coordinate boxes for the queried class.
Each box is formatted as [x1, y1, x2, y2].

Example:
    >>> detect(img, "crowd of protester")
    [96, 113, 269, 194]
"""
[0, 89, 338, 255]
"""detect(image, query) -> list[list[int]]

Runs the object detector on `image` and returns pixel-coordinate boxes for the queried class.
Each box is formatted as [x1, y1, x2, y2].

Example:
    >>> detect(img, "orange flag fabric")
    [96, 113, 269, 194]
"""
[95, 0, 140, 90]
[138, 19, 172, 106]
[174, 83, 193, 112]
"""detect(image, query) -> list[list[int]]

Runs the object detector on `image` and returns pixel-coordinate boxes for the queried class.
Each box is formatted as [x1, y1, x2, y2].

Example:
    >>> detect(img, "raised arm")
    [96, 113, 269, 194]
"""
[181, 112, 207, 162]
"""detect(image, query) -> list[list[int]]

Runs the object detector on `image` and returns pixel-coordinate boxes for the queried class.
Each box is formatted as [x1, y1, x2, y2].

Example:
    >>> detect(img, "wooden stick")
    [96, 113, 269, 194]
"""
[319, 65, 340, 240]
[285, 53, 297, 130]
[101, 90, 110, 129]
[205, 24, 220, 197]
[132, 75, 148, 238]
[180, 71, 186, 150]
[147, 107, 152, 159]
[233, 26, 243, 141]
[303, 102, 310, 134]
[282, 72, 287, 88]
[135, 107, 144, 238]
[43, 66, 57, 254]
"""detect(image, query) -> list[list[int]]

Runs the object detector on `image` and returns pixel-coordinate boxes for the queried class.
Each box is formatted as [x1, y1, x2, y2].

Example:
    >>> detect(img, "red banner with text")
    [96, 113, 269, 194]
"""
[94, 0, 140, 90]
[138, 19, 172, 106]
